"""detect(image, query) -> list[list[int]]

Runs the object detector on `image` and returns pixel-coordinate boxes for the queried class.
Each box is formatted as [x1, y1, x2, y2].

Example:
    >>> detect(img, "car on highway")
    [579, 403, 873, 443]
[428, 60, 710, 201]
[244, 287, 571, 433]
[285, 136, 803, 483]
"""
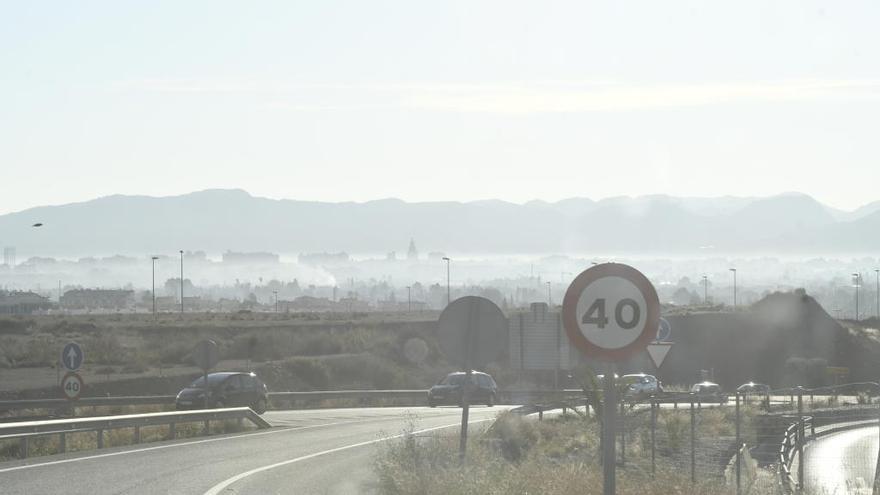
[690, 381, 728, 404]
[427, 371, 498, 407]
[175, 371, 269, 414]
[736, 382, 771, 395]
[621, 373, 663, 399]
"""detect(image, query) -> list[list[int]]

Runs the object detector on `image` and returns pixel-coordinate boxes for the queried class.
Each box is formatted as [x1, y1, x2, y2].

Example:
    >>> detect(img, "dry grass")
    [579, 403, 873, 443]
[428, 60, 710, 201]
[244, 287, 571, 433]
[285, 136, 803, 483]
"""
[374, 413, 739, 495]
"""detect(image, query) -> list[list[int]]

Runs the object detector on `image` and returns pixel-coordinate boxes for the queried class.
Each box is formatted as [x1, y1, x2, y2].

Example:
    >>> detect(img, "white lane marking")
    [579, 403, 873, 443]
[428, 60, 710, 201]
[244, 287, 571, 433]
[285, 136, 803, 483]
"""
[0, 417, 406, 474]
[203, 418, 493, 495]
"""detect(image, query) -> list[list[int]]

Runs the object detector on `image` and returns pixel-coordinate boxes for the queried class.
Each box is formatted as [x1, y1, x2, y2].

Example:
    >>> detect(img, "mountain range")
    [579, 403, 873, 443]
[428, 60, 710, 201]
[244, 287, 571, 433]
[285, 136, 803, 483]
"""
[1, 190, 878, 257]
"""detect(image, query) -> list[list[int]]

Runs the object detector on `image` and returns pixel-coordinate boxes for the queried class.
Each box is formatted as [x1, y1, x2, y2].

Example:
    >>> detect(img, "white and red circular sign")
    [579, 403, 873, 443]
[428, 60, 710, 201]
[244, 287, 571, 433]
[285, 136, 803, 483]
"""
[61, 372, 84, 401]
[562, 263, 660, 361]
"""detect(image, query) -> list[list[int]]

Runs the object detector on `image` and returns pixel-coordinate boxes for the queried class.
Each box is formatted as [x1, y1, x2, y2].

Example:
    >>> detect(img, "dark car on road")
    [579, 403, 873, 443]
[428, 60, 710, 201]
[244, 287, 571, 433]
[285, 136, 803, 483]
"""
[428, 371, 498, 407]
[690, 381, 728, 404]
[176, 371, 269, 414]
[736, 382, 771, 395]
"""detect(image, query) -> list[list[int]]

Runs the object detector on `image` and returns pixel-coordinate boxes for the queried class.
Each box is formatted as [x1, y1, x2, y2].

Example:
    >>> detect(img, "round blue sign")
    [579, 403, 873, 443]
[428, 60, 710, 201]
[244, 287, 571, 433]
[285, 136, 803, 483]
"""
[61, 342, 84, 372]
[655, 317, 672, 342]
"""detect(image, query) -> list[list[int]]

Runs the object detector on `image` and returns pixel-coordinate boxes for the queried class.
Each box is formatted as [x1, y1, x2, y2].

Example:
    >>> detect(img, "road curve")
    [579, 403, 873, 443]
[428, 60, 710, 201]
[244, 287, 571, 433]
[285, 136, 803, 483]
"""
[0, 406, 510, 495]
[802, 426, 879, 495]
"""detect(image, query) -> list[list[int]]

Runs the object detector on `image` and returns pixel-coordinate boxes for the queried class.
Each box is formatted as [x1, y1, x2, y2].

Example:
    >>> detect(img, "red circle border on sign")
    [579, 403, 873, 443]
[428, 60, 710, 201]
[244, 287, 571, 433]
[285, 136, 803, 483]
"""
[562, 263, 660, 362]
[61, 371, 83, 401]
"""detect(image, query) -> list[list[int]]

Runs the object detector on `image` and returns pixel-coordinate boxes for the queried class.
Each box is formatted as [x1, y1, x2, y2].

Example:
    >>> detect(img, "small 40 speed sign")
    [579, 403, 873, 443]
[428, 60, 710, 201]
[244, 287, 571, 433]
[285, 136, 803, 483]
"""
[562, 263, 660, 361]
[61, 371, 84, 401]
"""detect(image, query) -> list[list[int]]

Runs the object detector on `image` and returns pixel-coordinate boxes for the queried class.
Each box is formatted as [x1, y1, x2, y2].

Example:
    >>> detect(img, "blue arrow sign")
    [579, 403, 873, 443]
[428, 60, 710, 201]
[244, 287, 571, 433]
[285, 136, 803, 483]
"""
[655, 317, 672, 343]
[61, 342, 84, 372]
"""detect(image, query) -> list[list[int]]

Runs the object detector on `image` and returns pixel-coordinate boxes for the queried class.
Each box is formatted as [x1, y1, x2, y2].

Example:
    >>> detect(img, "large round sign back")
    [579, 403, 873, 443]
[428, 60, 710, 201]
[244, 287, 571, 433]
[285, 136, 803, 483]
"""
[437, 296, 507, 369]
[562, 263, 660, 361]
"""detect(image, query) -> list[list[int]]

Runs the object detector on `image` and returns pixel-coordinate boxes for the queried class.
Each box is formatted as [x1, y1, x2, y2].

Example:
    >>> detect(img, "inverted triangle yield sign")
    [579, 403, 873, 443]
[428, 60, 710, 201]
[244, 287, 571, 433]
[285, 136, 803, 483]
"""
[647, 343, 672, 368]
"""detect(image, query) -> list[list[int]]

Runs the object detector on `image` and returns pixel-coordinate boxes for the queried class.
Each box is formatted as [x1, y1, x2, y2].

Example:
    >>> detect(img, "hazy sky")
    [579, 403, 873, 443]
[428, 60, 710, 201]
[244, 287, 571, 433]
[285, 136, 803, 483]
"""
[2, 1, 879, 214]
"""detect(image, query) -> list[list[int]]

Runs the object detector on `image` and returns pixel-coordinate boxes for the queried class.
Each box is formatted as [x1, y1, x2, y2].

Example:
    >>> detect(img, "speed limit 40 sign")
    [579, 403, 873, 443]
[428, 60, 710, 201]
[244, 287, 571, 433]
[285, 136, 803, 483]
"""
[61, 372, 84, 401]
[562, 263, 660, 361]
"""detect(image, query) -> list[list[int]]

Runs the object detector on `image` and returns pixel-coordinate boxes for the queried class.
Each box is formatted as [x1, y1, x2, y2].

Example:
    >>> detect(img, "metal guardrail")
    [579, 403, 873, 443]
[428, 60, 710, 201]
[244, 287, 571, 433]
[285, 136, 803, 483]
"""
[0, 407, 270, 459]
[0, 389, 592, 414]
[0, 388, 814, 417]
[777, 415, 812, 493]
[269, 390, 427, 403]
[0, 395, 176, 412]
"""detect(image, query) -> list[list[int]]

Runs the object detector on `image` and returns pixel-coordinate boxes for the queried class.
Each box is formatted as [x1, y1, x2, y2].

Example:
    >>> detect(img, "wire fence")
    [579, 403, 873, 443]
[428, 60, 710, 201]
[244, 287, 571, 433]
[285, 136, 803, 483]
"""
[541, 382, 880, 494]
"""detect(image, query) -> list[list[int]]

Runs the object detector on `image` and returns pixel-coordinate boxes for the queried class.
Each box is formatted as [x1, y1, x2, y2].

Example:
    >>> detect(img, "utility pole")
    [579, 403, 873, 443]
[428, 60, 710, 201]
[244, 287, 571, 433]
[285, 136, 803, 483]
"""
[702, 275, 709, 306]
[151, 256, 159, 316]
[729, 268, 737, 309]
[273, 290, 278, 313]
[853, 272, 861, 320]
[546, 281, 552, 307]
[406, 286, 411, 312]
[875, 269, 879, 321]
[179, 250, 184, 314]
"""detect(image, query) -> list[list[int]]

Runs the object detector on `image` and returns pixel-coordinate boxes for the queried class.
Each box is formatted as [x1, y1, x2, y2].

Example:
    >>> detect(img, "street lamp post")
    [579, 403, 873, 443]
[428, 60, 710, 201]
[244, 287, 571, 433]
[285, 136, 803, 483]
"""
[151, 256, 159, 316]
[442, 257, 451, 307]
[852, 272, 861, 320]
[875, 269, 879, 321]
[406, 286, 411, 312]
[729, 268, 737, 309]
[179, 250, 184, 314]
[702, 275, 709, 306]
[546, 281, 552, 307]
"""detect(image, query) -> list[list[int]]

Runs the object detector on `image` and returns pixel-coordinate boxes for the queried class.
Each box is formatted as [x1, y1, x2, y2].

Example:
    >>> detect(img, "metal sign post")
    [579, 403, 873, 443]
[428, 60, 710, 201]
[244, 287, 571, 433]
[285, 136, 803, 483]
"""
[458, 369, 472, 461]
[602, 365, 616, 495]
[193, 340, 219, 409]
[562, 263, 660, 495]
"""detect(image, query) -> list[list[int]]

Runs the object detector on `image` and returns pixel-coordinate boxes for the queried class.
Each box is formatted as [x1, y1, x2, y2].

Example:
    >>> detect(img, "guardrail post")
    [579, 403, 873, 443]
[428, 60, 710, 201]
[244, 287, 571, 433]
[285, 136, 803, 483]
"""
[204, 419, 210, 436]
[736, 392, 742, 495]
[97, 429, 104, 449]
[19, 437, 28, 459]
[690, 394, 696, 483]
[797, 388, 805, 492]
[537, 406, 543, 421]
[59, 432, 66, 453]
[134, 425, 141, 444]
[168, 422, 176, 440]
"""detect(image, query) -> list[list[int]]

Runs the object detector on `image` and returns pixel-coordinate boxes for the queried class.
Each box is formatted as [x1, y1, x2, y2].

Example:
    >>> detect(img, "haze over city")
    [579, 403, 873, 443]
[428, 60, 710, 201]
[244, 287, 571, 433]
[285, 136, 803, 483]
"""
[2, 3, 880, 495]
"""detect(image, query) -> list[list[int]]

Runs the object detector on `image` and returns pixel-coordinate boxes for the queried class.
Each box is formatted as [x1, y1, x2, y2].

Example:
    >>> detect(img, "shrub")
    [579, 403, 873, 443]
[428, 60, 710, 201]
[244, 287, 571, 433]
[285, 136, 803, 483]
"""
[86, 334, 126, 365]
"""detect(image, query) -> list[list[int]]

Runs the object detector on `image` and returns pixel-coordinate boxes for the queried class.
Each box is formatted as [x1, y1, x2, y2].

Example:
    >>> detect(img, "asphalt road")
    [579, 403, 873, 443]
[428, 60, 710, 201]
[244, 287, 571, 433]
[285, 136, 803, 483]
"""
[0, 406, 511, 495]
[802, 426, 879, 495]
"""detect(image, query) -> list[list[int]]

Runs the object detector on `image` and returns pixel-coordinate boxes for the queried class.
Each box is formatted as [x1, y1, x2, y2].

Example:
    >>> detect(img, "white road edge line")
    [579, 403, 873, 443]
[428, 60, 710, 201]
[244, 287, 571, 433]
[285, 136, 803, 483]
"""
[203, 418, 494, 495]
[0, 418, 391, 474]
